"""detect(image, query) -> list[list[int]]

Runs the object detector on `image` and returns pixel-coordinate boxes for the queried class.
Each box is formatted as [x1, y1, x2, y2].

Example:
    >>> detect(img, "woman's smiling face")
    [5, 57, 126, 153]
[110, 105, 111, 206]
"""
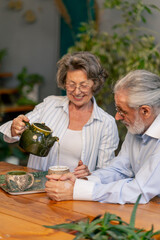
[66, 70, 94, 108]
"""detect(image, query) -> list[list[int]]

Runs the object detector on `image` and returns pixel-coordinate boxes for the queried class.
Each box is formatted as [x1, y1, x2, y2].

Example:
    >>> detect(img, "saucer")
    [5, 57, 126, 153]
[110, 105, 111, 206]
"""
[0, 171, 48, 195]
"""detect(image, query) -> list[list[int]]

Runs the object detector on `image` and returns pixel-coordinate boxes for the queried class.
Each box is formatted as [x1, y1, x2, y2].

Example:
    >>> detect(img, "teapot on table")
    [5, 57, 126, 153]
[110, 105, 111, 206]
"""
[19, 121, 59, 157]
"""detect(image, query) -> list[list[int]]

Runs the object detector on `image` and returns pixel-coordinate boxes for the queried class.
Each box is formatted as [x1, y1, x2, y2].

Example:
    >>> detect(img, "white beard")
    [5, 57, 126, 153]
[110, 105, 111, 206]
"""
[124, 112, 145, 134]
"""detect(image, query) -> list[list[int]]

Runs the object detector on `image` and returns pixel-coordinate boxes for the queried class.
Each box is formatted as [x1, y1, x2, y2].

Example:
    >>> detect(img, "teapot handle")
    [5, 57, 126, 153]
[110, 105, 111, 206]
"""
[23, 120, 31, 128]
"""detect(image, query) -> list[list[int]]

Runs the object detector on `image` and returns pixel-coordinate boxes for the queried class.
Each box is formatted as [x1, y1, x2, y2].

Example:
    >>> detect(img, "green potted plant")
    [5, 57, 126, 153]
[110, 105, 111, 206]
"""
[17, 67, 44, 106]
[43, 195, 160, 239]
[67, 0, 160, 144]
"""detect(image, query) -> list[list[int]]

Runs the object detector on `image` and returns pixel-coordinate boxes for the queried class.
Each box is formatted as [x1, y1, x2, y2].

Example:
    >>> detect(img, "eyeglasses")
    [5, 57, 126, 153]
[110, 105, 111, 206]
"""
[115, 106, 128, 117]
[66, 82, 92, 93]
[115, 105, 148, 117]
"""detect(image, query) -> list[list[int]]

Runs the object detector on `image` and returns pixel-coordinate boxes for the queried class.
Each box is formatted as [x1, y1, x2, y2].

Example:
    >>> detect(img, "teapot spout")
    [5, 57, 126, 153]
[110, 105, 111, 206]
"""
[46, 136, 59, 148]
[53, 136, 59, 143]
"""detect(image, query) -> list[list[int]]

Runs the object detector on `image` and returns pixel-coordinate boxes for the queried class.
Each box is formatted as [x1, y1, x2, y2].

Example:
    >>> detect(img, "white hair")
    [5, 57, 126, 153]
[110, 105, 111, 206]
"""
[114, 70, 160, 114]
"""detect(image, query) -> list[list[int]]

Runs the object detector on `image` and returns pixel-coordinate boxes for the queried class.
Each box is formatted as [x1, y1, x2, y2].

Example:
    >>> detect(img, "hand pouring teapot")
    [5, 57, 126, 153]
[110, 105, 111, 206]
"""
[19, 121, 59, 157]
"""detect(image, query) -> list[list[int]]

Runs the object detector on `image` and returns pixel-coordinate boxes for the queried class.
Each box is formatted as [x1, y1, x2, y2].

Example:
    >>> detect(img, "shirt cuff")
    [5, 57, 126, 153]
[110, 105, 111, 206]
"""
[4, 134, 20, 143]
[73, 179, 95, 201]
[0, 121, 18, 141]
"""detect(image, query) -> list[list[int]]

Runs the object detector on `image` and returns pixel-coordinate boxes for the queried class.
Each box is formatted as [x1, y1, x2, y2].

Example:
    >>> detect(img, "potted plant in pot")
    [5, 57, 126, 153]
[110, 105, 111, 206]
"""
[16, 67, 44, 106]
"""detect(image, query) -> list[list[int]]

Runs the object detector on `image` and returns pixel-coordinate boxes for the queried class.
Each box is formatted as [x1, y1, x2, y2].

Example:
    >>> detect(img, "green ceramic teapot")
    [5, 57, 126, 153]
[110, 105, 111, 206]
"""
[19, 121, 59, 157]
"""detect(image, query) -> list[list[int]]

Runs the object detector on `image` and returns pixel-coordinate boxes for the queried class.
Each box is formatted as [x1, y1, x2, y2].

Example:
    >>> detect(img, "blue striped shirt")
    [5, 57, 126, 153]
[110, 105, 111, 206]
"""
[73, 114, 160, 204]
[0, 95, 119, 172]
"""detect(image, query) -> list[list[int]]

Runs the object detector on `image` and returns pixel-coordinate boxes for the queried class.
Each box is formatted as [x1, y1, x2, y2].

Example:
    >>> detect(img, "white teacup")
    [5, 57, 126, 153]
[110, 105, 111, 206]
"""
[48, 166, 70, 175]
[6, 170, 34, 192]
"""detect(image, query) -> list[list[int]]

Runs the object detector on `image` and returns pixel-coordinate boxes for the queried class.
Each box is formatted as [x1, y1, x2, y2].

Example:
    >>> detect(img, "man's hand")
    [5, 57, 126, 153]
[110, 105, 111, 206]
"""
[73, 160, 91, 178]
[45, 173, 76, 201]
[11, 115, 29, 137]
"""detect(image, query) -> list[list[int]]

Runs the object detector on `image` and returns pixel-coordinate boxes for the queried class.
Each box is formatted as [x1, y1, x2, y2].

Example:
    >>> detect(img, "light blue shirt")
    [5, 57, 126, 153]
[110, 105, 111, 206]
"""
[73, 114, 160, 204]
[0, 95, 119, 172]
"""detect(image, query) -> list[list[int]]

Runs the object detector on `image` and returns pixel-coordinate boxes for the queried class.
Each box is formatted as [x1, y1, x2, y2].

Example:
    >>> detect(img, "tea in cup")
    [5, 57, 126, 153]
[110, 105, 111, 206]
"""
[48, 166, 70, 175]
[6, 171, 34, 192]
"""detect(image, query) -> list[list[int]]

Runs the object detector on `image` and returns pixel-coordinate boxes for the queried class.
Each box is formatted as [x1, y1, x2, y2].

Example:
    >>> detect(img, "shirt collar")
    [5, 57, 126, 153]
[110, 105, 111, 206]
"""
[91, 97, 102, 121]
[144, 114, 160, 139]
[55, 96, 102, 122]
[55, 96, 69, 114]
[86, 97, 102, 124]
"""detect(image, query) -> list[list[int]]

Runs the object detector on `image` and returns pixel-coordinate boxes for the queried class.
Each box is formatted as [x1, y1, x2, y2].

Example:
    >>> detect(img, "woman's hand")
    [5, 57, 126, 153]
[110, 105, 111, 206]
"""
[11, 114, 29, 137]
[45, 173, 76, 201]
[73, 160, 91, 178]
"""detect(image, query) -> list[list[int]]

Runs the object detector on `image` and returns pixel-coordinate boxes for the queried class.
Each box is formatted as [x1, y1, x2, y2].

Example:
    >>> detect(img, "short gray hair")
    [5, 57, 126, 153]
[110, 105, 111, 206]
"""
[114, 70, 160, 111]
[56, 51, 108, 95]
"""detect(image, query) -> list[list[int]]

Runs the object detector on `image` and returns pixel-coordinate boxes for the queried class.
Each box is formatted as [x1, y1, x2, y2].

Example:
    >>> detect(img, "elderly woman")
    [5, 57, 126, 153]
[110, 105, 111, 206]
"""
[0, 52, 119, 178]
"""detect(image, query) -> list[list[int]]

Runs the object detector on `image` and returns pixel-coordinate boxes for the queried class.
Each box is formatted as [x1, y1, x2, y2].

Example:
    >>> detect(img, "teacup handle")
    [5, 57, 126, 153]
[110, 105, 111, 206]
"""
[26, 173, 34, 189]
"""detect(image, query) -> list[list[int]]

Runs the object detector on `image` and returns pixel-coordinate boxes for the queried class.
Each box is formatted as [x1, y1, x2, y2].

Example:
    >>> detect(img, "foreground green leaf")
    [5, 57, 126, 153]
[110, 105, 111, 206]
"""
[43, 195, 160, 240]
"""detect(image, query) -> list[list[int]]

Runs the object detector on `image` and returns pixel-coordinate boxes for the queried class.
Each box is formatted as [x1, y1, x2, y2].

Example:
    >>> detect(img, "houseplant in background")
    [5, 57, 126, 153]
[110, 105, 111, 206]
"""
[0, 132, 28, 164]
[0, 67, 43, 163]
[66, 0, 160, 145]
[16, 66, 44, 106]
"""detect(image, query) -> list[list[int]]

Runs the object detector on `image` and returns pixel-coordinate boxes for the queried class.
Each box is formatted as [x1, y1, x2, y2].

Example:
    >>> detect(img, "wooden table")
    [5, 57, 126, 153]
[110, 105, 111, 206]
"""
[0, 162, 160, 239]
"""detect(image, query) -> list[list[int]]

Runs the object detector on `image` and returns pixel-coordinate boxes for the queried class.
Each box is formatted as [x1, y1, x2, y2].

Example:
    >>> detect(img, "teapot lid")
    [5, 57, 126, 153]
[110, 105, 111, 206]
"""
[32, 123, 52, 134]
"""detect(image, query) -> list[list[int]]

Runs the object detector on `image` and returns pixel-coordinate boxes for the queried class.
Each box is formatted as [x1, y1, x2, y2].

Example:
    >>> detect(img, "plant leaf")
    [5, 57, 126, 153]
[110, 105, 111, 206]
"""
[149, 4, 160, 12]
[43, 222, 83, 232]
[129, 194, 141, 228]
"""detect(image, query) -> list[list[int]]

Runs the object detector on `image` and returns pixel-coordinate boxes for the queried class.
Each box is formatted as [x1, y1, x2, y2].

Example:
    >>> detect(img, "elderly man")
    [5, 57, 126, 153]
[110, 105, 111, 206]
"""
[45, 69, 160, 204]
